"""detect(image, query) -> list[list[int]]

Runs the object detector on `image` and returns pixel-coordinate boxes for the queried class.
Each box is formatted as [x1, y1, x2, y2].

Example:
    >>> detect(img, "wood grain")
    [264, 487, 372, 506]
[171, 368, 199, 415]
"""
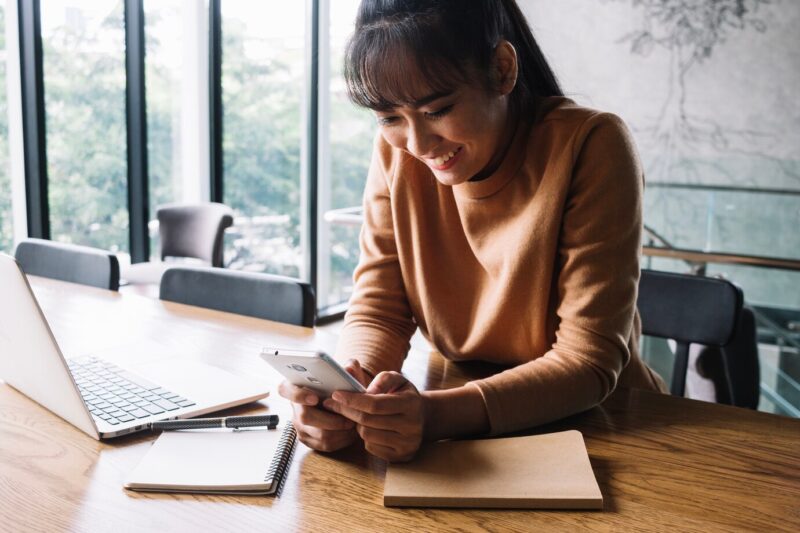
[1, 277, 798, 532]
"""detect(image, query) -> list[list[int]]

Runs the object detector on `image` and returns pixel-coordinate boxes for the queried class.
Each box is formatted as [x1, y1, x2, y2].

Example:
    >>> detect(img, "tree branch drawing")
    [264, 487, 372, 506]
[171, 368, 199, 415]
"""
[618, 0, 770, 149]
[608, 0, 800, 187]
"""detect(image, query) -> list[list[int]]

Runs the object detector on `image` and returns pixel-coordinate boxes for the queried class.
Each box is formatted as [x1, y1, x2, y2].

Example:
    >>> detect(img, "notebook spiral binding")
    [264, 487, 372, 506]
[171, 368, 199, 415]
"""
[264, 422, 297, 485]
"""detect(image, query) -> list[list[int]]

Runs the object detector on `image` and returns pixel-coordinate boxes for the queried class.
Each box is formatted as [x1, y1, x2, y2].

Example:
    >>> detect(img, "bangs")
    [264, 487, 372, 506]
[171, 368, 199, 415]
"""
[345, 15, 472, 111]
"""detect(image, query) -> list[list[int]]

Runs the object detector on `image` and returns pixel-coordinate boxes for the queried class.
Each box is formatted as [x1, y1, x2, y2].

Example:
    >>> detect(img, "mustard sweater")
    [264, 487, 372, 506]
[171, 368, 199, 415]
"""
[336, 97, 668, 435]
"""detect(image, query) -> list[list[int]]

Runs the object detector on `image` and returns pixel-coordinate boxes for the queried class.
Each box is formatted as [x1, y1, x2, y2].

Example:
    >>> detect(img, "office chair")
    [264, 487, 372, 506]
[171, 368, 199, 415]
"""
[637, 269, 754, 406]
[693, 306, 760, 409]
[157, 202, 234, 267]
[160, 266, 315, 327]
[14, 238, 120, 291]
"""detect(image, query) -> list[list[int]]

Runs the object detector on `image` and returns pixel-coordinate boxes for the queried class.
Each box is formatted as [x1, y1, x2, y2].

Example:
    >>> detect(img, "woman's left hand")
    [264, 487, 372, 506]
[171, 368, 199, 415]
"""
[323, 371, 424, 462]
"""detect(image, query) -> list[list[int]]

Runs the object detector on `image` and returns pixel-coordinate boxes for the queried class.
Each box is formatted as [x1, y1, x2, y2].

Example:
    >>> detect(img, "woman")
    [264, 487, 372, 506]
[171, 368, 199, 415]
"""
[280, 0, 667, 462]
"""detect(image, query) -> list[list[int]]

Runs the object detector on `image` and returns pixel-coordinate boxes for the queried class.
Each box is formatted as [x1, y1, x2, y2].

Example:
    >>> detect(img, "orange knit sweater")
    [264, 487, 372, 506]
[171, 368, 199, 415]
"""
[336, 97, 668, 435]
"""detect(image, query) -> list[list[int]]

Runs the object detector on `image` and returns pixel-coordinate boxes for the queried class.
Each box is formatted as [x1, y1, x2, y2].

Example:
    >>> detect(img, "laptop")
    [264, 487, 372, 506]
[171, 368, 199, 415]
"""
[0, 253, 269, 439]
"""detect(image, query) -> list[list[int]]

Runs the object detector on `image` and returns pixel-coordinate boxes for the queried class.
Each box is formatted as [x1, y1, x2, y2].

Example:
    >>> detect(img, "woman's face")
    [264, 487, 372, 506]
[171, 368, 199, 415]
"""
[374, 83, 512, 186]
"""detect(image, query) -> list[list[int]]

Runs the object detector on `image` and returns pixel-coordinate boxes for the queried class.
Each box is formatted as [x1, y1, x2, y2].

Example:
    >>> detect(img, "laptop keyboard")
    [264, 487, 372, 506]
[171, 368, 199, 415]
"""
[68, 356, 196, 426]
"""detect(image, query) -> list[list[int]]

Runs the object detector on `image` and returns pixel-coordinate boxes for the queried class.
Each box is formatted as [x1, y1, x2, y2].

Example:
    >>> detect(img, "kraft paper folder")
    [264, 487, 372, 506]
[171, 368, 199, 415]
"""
[124, 424, 296, 495]
[384, 430, 603, 509]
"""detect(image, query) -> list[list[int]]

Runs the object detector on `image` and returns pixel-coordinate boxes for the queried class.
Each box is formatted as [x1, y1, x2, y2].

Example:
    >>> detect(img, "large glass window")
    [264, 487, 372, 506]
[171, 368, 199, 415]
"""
[317, 0, 376, 310]
[0, 1, 13, 253]
[221, 1, 306, 276]
[144, 0, 209, 259]
[41, 0, 128, 253]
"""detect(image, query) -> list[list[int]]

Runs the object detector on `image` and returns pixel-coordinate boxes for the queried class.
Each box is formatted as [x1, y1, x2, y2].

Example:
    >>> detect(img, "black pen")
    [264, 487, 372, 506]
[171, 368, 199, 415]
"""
[148, 414, 279, 431]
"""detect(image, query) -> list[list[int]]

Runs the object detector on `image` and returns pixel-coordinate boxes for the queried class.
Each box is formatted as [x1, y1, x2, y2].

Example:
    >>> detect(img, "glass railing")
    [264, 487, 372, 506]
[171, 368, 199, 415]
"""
[642, 182, 800, 417]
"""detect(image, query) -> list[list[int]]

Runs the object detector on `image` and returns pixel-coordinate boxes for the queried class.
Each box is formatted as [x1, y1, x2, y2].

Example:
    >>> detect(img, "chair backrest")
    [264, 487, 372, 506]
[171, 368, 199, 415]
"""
[637, 269, 743, 398]
[702, 306, 760, 409]
[159, 266, 315, 327]
[14, 238, 120, 291]
[157, 203, 234, 267]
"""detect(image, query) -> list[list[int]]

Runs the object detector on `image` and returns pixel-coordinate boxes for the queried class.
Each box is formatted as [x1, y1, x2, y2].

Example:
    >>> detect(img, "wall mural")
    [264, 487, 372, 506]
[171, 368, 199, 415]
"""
[614, 0, 796, 186]
[523, 0, 800, 307]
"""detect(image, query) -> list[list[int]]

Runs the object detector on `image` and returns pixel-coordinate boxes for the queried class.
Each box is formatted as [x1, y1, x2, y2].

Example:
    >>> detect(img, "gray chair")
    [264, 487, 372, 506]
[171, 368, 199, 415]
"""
[160, 266, 315, 327]
[637, 269, 757, 407]
[157, 203, 234, 267]
[14, 238, 120, 291]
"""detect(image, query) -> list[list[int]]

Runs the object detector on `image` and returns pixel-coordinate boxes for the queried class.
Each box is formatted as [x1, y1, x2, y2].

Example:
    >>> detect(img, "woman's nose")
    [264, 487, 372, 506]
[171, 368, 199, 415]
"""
[405, 121, 439, 157]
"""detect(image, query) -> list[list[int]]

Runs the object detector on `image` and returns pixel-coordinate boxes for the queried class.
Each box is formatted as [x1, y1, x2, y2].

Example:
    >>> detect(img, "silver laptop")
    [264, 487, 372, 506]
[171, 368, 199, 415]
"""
[0, 253, 269, 439]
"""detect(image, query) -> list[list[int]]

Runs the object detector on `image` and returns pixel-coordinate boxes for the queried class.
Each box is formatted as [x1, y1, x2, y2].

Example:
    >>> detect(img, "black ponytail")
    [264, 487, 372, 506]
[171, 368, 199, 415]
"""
[498, 0, 563, 102]
[345, 0, 562, 114]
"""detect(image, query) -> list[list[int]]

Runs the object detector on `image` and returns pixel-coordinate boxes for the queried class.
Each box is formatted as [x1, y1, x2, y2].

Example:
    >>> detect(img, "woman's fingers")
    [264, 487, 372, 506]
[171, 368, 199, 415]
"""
[366, 371, 409, 394]
[364, 441, 416, 463]
[343, 358, 371, 387]
[278, 380, 319, 406]
[290, 403, 358, 453]
[278, 375, 362, 454]
[331, 389, 409, 415]
[356, 425, 404, 447]
[294, 404, 354, 431]
[295, 425, 357, 453]
[324, 400, 407, 430]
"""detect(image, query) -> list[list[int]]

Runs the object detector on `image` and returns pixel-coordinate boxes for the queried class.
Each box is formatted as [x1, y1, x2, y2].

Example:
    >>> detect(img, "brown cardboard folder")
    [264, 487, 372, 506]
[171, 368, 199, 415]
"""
[384, 430, 602, 509]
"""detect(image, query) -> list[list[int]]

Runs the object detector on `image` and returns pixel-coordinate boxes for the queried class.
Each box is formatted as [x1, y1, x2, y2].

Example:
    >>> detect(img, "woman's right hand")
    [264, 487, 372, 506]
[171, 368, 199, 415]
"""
[277, 359, 371, 453]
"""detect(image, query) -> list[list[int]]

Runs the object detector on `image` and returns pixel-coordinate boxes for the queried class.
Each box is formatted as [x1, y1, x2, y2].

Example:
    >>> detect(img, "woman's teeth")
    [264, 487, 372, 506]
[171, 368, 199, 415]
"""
[434, 148, 460, 166]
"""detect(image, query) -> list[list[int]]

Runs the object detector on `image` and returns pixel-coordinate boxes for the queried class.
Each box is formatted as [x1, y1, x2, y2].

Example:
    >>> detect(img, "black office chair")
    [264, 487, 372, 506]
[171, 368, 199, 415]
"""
[637, 269, 751, 404]
[157, 203, 234, 268]
[694, 306, 760, 409]
[159, 266, 315, 327]
[14, 238, 120, 291]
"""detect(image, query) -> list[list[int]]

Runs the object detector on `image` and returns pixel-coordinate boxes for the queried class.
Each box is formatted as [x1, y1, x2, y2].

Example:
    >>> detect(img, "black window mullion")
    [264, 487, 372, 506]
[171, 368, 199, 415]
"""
[308, 0, 320, 297]
[124, 0, 149, 263]
[18, 0, 49, 240]
[209, 0, 223, 203]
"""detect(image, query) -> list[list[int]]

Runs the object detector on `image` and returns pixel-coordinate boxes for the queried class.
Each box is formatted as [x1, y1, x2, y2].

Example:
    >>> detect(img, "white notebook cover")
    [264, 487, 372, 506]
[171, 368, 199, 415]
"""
[125, 425, 295, 495]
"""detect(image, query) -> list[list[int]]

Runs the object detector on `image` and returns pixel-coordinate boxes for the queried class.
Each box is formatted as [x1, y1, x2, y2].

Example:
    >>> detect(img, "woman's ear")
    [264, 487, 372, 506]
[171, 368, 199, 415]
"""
[494, 40, 518, 95]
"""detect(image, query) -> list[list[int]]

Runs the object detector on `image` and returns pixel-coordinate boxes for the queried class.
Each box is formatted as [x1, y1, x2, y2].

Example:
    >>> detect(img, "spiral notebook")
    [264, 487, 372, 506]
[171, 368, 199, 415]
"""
[124, 424, 296, 495]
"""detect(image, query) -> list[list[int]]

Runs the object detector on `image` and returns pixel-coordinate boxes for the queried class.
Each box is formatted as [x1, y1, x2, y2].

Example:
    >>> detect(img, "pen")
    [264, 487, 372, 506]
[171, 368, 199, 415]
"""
[148, 414, 279, 431]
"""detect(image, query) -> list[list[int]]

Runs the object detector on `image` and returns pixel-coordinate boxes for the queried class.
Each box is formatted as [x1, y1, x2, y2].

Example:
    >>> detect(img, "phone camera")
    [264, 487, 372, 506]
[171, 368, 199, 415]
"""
[288, 364, 307, 372]
[306, 377, 322, 384]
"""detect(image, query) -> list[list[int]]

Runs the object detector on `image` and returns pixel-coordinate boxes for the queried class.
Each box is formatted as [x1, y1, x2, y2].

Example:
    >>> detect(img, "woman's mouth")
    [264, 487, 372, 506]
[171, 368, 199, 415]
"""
[430, 146, 463, 171]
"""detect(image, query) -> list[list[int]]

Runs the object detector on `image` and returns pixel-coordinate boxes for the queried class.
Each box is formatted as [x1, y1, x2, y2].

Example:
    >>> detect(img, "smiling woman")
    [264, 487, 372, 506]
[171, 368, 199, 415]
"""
[370, 79, 517, 187]
[279, 0, 668, 462]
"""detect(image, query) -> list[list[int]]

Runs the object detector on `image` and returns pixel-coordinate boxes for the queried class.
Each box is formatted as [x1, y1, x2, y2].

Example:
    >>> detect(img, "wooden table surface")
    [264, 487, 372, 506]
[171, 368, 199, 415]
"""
[1, 277, 799, 532]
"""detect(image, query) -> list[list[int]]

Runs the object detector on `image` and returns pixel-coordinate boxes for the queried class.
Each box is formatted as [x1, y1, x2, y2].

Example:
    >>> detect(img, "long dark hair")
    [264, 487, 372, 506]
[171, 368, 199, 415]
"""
[344, 0, 563, 114]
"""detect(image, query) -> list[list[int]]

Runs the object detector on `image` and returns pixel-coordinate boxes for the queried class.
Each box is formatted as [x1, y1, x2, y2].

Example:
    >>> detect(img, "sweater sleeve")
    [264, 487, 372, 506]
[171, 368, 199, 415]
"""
[334, 137, 417, 378]
[470, 113, 643, 435]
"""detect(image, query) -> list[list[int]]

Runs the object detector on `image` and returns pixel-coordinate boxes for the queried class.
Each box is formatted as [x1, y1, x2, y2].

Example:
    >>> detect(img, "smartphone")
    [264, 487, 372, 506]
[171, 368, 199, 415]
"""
[261, 347, 367, 399]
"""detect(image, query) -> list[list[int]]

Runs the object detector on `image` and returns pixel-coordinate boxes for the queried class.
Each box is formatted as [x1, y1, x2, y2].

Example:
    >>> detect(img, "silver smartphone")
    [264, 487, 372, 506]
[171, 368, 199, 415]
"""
[261, 347, 367, 399]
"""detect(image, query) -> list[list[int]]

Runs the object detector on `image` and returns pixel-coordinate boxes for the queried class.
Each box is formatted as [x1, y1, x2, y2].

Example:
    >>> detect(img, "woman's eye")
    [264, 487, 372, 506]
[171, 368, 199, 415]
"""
[377, 115, 398, 126]
[426, 105, 454, 120]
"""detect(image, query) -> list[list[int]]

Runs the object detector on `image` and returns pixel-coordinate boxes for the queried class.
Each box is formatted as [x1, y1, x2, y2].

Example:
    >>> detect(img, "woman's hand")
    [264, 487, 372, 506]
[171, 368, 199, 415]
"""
[324, 371, 424, 462]
[278, 359, 371, 453]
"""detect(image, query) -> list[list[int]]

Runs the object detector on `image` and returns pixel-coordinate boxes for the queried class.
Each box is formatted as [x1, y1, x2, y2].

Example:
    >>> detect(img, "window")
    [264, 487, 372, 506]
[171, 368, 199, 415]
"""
[317, 0, 375, 310]
[0, 1, 12, 253]
[221, 1, 307, 276]
[41, 0, 129, 253]
[144, 0, 209, 258]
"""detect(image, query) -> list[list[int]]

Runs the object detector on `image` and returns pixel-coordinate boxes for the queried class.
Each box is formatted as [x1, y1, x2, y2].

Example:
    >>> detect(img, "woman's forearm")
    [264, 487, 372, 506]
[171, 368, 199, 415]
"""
[421, 385, 490, 442]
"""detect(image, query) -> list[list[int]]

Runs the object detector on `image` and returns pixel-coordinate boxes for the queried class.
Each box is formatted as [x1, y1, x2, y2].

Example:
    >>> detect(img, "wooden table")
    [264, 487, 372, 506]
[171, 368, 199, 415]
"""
[1, 278, 799, 532]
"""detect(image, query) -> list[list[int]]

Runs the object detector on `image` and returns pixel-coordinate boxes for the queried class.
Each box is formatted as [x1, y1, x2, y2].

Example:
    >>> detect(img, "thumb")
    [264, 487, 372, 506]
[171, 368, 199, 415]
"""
[367, 371, 409, 394]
